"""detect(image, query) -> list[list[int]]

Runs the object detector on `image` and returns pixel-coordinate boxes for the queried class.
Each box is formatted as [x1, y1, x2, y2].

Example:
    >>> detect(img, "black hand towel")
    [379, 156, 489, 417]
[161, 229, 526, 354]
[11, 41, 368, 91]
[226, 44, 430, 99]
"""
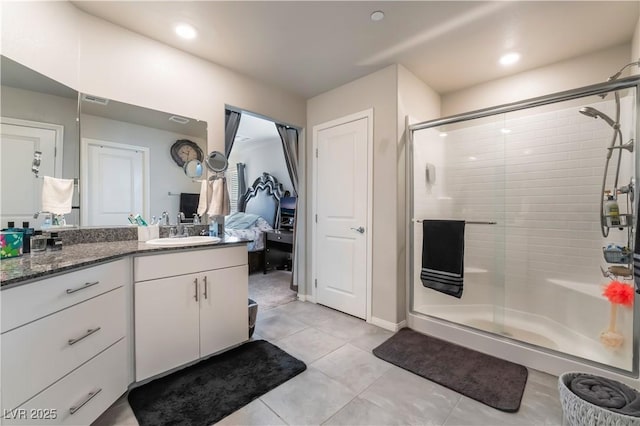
[570, 373, 640, 417]
[420, 220, 465, 298]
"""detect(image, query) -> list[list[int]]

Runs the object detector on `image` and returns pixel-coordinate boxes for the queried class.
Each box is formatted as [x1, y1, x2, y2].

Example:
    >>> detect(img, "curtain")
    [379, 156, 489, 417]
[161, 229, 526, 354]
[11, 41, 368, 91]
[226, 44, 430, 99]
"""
[236, 162, 246, 212]
[224, 110, 241, 158]
[276, 124, 299, 292]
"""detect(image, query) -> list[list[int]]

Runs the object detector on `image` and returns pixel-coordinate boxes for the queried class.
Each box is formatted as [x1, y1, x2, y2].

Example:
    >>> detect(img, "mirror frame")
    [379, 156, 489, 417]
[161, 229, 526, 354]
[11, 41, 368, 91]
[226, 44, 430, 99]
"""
[205, 151, 228, 173]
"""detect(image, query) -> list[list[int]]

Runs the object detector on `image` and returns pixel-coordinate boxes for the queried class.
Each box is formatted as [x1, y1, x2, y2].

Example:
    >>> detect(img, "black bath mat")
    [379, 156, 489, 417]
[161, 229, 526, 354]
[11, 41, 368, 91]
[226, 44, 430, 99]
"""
[373, 328, 528, 412]
[128, 340, 306, 426]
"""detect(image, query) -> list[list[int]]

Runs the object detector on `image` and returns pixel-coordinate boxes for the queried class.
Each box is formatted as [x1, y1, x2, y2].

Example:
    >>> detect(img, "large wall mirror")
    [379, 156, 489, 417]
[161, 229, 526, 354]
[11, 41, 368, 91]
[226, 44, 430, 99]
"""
[80, 96, 207, 226]
[0, 55, 208, 229]
[0, 56, 80, 229]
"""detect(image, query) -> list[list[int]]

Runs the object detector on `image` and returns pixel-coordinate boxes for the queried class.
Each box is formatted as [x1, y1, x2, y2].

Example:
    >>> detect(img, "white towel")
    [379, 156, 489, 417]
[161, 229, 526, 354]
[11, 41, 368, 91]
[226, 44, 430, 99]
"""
[197, 179, 209, 216]
[41, 176, 74, 215]
[208, 178, 230, 216]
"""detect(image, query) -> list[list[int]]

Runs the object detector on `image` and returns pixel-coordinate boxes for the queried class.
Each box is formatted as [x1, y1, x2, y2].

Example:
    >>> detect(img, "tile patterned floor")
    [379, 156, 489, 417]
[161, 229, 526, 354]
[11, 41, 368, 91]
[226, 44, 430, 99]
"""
[92, 301, 564, 426]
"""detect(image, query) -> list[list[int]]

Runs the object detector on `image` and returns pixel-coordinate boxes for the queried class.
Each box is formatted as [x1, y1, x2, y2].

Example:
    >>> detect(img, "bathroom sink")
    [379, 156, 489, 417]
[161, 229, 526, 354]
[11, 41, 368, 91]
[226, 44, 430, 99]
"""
[145, 236, 221, 246]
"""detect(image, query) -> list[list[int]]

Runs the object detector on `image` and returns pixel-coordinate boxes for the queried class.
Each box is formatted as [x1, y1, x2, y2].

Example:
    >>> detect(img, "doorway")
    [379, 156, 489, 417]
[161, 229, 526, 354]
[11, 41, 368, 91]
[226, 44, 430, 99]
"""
[0, 117, 63, 226]
[81, 138, 149, 226]
[225, 110, 301, 310]
[312, 109, 373, 320]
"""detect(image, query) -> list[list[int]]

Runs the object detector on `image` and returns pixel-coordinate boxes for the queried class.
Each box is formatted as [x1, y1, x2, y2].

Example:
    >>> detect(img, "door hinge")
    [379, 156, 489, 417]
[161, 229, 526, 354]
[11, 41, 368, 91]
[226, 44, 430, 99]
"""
[315, 214, 317, 223]
[315, 148, 318, 158]
[54, 147, 57, 157]
[315, 279, 317, 288]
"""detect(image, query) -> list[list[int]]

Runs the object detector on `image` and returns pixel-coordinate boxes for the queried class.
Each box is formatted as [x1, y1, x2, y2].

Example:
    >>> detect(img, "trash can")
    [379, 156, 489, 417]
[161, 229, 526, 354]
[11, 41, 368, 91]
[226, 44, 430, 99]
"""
[248, 298, 258, 338]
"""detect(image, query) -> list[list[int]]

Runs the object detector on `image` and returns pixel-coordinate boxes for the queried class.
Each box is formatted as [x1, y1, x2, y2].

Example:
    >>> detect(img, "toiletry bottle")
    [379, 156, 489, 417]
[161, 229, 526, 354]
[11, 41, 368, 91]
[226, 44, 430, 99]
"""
[21, 221, 34, 254]
[209, 219, 218, 237]
[47, 232, 63, 251]
[134, 214, 148, 226]
[605, 194, 621, 226]
[30, 230, 48, 253]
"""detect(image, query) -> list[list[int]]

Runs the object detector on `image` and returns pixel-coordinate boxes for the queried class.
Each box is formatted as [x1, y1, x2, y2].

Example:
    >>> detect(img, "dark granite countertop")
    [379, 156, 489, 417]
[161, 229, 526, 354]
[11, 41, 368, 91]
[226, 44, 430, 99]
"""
[1, 237, 250, 290]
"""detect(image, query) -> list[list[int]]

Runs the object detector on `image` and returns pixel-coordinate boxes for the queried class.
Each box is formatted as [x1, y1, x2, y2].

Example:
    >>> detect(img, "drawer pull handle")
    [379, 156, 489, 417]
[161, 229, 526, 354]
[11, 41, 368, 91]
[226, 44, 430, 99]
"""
[66, 281, 100, 294]
[69, 388, 102, 415]
[204, 276, 208, 299]
[194, 278, 199, 302]
[68, 327, 101, 346]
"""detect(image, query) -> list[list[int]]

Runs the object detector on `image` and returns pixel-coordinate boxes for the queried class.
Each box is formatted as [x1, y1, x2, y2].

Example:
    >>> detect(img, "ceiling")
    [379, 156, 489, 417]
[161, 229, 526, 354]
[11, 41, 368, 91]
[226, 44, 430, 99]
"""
[72, 1, 639, 99]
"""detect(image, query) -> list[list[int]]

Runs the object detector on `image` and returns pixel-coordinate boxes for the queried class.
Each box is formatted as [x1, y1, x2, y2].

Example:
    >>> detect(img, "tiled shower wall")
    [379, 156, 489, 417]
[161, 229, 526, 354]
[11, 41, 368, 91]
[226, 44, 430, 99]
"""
[412, 94, 636, 343]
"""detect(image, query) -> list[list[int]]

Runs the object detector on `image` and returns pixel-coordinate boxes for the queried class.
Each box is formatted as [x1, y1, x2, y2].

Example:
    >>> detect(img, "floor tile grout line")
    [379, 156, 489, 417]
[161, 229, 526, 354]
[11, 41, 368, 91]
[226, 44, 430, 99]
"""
[441, 392, 464, 426]
[257, 397, 291, 426]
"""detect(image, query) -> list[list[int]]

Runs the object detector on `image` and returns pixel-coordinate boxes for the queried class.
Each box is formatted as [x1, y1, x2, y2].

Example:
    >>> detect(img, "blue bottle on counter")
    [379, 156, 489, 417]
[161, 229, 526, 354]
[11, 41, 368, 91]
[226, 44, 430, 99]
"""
[209, 220, 218, 237]
[21, 221, 34, 253]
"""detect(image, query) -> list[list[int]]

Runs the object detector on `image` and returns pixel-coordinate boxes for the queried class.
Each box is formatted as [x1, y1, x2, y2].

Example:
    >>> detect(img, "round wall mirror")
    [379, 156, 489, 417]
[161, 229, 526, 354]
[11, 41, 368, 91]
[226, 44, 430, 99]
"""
[183, 159, 203, 178]
[205, 151, 228, 172]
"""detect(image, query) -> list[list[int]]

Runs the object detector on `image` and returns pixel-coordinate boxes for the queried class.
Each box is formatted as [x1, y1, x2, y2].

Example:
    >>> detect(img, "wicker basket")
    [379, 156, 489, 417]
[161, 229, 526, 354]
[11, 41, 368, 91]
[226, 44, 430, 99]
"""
[558, 372, 640, 426]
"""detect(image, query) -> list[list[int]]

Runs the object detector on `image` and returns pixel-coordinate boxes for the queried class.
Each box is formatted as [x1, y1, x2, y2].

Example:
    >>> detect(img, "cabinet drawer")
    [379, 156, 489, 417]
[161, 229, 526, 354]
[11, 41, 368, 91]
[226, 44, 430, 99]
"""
[1, 288, 126, 411]
[1, 258, 129, 333]
[134, 245, 247, 282]
[266, 232, 293, 244]
[3, 339, 128, 425]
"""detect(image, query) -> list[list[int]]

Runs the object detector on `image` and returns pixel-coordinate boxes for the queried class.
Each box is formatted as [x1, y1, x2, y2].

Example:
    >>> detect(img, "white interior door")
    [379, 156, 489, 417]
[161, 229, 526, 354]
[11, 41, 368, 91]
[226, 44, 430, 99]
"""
[82, 138, 149, 226]
[314, 113, 370, 319]
[0, 118, 62, 227]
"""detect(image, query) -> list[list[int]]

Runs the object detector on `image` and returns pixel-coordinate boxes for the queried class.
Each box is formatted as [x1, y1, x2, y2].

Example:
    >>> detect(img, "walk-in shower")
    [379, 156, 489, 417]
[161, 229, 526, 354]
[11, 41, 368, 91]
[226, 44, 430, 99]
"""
[407, 69, 640, 380]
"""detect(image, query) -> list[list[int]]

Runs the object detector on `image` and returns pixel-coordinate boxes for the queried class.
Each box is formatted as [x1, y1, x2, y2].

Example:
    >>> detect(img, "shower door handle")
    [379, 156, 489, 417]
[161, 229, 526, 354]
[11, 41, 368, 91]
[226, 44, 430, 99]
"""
[350, 226, 365, 234]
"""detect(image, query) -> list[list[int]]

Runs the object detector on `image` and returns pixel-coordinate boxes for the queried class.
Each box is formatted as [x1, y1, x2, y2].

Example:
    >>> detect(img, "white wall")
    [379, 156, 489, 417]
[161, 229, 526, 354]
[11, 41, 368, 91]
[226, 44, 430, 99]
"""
[307, 65, 399, 323]
[228, 137, 294, 195]
[442, 44, 632, 116]
[633, 16, 640, 71]
[1, 1, 306, 156]
[80, 114, 206, 221]
[396, 65, 441, 321]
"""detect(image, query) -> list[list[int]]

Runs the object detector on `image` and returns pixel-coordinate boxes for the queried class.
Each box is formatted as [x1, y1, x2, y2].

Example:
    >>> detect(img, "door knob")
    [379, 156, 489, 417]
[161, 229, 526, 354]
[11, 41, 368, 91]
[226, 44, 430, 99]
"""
[350, 226, 365, 234]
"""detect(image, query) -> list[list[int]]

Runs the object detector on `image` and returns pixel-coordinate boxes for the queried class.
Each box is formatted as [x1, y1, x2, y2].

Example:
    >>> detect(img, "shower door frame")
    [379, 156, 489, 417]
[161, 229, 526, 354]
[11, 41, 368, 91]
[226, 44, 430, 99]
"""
[406, 75, 640, 377]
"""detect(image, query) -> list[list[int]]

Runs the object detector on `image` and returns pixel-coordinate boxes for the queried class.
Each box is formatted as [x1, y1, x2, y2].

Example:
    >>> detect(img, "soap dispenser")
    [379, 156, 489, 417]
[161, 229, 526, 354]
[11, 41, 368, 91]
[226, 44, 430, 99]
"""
[604, 192, 621, 227]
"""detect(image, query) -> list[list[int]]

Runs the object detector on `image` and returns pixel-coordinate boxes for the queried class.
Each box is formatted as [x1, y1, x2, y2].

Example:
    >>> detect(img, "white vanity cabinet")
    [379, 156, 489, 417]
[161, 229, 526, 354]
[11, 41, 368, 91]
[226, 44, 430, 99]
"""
[1, 258, 131, 425]
[133, 245, 248, 382]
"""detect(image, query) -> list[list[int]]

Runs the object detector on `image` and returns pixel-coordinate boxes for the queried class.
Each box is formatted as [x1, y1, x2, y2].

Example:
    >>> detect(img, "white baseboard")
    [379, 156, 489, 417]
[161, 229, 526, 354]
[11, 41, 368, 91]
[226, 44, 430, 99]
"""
[370, 316, 407, 332]
[296, 294, 315, 303]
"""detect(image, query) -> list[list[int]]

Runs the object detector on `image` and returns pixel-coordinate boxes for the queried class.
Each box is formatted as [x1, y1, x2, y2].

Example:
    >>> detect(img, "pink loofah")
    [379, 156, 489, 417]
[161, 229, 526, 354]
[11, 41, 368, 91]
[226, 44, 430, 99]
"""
[603, 281, 634, 307]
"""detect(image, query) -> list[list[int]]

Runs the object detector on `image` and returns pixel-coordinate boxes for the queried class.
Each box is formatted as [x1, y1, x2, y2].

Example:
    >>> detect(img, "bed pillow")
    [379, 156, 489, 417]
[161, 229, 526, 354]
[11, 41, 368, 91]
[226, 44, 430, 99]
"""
[225, 212, 262, 229]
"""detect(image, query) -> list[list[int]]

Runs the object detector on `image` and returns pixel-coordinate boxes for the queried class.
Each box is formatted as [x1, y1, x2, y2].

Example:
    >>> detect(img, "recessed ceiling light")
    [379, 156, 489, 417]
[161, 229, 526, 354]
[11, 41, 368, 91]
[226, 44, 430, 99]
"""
[439, 132, 448, 137]
[370, 11, 385, 22]
[499, 52, 520, 66]
[501, 128, 512, 134]
[175, 23, 197, 40]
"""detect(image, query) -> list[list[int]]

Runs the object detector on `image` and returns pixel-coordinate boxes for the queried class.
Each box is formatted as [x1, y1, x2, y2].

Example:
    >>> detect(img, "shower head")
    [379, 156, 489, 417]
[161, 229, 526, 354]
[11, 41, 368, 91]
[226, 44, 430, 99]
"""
[579, 107, 617, 128]
[607, 59, 640, 82]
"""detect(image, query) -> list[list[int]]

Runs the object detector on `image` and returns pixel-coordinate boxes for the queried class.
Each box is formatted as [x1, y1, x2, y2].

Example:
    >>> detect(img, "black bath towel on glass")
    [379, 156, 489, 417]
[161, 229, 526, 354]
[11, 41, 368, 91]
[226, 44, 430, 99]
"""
[421, 220, 465, 298]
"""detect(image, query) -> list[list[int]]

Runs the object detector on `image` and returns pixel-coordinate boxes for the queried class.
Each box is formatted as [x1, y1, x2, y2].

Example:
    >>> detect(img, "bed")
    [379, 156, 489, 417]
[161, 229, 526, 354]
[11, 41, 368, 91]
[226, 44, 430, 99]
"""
[224, 173, 283, 269]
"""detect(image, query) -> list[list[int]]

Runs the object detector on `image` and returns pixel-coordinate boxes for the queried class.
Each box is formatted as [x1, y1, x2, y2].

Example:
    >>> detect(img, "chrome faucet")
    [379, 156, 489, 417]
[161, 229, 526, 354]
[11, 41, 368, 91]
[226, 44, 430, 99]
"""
[160, 211, 170, 226]
[176, 212, 187, 237]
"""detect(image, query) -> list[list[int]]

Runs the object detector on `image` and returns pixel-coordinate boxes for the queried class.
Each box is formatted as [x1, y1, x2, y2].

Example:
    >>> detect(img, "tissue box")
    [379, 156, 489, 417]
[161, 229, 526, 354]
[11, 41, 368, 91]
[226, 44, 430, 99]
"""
[1, 231, 23, 259]
[137, 225, 159, 242]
